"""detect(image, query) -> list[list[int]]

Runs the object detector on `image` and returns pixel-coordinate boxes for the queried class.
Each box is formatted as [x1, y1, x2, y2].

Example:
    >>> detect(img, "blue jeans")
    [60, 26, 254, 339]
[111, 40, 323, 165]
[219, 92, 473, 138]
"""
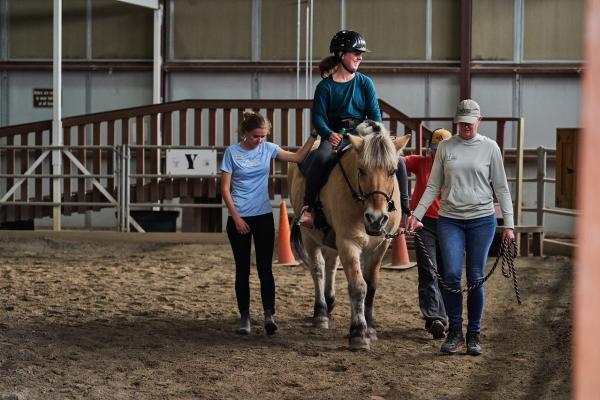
[437, 214, 496, 334]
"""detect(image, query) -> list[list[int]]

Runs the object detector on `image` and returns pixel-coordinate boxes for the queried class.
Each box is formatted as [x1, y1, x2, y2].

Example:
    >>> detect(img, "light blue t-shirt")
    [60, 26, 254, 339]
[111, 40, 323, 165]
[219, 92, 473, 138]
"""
[221, 142, 279, 217]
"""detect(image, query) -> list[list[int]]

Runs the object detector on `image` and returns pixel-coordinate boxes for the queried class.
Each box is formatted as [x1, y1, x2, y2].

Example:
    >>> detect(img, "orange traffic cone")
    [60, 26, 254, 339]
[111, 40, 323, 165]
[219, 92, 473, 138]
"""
[275, 201, 299, 266]
[384, 234, 416, 270]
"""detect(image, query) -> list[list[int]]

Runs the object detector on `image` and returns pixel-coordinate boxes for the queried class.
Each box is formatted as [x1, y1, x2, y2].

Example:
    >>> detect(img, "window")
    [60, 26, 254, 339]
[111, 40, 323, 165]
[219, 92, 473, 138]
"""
[10, 0, 86, 60]
[472, 0, 513, 61]
[524, 0, 583, 60]
[347, 0, 426, 60]
[431, 0, 459, 60]
[173, 0, 252, 60]
[262, 0, 340, 61]
[92, 0, 153, 59]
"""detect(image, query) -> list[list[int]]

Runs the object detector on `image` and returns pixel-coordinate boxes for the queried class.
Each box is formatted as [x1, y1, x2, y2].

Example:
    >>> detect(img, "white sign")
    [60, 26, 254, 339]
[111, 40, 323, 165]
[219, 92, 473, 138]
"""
[166, 149, 217, 176]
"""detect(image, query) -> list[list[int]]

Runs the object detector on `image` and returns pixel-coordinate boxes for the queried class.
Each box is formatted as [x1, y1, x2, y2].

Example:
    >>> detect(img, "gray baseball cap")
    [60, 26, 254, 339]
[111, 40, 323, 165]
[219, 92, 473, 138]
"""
[454, 99, 481, 124]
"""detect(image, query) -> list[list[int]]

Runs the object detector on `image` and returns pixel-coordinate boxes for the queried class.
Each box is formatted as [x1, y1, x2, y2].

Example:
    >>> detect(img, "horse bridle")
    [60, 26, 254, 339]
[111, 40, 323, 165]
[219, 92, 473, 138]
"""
[337, 156, 397, 213]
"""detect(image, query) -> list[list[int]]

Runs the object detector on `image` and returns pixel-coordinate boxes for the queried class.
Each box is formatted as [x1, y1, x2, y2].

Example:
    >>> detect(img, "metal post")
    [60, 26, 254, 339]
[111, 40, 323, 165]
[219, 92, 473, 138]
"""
[296, 0, 300, 99]
[459, 0, 472, 100]
[125, 144, 131, 232]
[514, 117, 525, 226]
[52, 0, 63, 231]
[536, 146, 546, 226]
[153, 3, 162, 104]
[116, 146, 122, 231]
[309, 0, 314, 93]
[305, 4, 309, 99]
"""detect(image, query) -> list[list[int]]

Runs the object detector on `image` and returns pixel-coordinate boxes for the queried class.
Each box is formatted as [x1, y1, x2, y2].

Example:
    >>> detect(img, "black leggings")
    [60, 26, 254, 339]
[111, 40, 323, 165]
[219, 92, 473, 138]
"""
[226, 213, 275, 315]
[304, 137, 410, 215]
[303, 138, 342, 207]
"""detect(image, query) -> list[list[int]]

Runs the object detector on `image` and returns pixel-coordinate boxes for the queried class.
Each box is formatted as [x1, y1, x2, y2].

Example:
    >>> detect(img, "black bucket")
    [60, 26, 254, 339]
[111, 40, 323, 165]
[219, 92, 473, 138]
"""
[130, 210, 179, 232]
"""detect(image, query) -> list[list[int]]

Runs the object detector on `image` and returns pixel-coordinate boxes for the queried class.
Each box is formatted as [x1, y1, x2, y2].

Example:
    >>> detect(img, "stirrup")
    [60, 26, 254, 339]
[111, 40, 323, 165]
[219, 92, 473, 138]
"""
[298, 206, 314, 229]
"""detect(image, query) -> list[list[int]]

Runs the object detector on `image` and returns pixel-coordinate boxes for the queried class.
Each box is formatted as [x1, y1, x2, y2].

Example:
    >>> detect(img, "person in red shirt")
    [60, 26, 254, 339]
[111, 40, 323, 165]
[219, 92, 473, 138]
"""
[405, 128, 452, 339]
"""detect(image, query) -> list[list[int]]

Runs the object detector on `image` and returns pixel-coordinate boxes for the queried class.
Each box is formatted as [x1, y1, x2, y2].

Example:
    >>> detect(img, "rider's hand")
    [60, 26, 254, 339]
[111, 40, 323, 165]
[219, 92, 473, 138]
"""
[328, 132, 342, 146]
[406, 214, 423, 233]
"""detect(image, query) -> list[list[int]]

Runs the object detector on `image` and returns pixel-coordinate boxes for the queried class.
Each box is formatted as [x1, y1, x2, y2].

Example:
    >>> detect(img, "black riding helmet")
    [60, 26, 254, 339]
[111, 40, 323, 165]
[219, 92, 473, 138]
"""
[329, 30, 370, 55]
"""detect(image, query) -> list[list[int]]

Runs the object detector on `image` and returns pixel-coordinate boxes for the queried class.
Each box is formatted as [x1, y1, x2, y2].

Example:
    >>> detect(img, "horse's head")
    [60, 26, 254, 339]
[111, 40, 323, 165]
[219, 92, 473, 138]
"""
[348, 121, 411, 236]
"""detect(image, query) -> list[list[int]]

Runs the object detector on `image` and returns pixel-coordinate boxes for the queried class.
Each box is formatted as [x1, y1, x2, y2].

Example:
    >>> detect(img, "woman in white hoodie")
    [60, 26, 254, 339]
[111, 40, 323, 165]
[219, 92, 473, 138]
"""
[406, 99, 515, 356]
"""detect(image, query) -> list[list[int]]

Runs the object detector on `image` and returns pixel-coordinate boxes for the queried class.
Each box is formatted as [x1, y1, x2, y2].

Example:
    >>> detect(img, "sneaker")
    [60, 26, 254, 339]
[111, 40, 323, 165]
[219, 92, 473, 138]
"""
[429, 320, 446, 340]
[264, 310, 278, 336]
[237, 314, 251, 335]
[298, 206, 314, 229]
[466, 332, 482, 356]
[440, 324, 464, 354]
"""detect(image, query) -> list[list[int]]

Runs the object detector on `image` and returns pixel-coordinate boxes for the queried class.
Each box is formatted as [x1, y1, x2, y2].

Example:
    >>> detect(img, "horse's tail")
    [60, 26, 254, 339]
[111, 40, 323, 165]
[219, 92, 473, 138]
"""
[291, 221, 311, 267]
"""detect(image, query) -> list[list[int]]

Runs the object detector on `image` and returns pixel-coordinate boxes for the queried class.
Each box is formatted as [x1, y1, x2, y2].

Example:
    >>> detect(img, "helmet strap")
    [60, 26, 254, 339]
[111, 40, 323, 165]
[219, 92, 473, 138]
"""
[338, 52, 357, 74]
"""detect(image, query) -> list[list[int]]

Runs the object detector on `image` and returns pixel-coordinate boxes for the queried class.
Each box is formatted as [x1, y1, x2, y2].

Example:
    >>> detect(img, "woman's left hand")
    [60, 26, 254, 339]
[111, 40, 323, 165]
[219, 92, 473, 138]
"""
[502, 228, 515, 242]
[233, 215, 250, 235]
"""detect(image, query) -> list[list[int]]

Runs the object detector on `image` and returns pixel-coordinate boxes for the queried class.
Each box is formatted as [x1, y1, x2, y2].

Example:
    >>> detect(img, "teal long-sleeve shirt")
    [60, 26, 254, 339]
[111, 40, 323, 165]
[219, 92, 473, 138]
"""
[311, 72, 382, 140]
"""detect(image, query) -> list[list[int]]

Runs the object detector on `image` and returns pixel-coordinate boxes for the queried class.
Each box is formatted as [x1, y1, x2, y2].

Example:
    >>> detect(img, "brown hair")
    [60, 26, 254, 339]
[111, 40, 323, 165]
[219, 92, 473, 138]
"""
[239, 111, 272, 139]
[319, 56, 338, 78]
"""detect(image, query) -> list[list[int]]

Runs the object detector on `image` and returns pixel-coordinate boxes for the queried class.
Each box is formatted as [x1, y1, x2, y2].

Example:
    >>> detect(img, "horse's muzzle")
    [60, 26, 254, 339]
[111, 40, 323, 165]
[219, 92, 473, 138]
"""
[364, 212, 389, 236]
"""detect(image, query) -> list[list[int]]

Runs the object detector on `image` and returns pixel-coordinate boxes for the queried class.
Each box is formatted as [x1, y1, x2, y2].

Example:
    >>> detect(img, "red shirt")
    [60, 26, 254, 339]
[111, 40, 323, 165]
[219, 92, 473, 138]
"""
[405, 155, 441, 219]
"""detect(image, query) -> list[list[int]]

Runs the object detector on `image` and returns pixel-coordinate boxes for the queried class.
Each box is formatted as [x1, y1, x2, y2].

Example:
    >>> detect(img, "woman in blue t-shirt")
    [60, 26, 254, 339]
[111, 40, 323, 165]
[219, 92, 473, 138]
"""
[221, 111, 317, 335]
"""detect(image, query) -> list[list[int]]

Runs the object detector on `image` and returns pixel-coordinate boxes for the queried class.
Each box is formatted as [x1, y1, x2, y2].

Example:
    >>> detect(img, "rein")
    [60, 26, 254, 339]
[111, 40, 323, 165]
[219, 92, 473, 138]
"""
[410, 230, 522, 304]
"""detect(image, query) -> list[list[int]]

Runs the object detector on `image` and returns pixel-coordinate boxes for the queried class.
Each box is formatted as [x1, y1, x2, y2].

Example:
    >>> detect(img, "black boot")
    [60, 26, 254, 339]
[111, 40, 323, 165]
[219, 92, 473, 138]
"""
[440, 324, 464, 354]
[427, 319, 446, 340]
[264, 310, 278, 336]
[237, 313, 251, 335]
[466, 332, 482, 356]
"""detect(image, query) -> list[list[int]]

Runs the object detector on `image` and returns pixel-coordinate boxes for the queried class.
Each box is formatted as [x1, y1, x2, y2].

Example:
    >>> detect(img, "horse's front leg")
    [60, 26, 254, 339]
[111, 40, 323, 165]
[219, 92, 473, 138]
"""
[339, 247, 369, 351]
[363, 244, 388, 342]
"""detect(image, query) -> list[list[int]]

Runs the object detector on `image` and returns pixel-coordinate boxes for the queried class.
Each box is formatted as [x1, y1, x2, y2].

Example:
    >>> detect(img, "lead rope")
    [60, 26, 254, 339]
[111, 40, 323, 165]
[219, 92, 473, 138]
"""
[409, 231, 522, 305]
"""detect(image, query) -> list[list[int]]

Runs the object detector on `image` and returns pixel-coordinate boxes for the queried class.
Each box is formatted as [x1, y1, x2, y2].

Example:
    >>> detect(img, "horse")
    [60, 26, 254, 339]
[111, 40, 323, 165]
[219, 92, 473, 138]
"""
[288, 121, 411, 350]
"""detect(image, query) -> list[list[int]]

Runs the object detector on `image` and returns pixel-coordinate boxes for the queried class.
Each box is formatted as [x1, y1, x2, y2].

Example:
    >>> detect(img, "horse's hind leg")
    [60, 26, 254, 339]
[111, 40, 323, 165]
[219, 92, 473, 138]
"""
[323, 251, 338, 316]
[306, 243, 329, 329]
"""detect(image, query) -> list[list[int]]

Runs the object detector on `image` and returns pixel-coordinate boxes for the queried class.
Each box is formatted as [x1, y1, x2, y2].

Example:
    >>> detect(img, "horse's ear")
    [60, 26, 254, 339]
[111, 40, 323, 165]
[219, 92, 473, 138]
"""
[393, 134, 411, 152]
[349, 133, 364, 152]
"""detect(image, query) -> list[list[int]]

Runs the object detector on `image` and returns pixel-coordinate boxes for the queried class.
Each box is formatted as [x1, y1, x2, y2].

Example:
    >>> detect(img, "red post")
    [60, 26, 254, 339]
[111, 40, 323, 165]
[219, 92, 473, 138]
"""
[574, 0, 600, 397]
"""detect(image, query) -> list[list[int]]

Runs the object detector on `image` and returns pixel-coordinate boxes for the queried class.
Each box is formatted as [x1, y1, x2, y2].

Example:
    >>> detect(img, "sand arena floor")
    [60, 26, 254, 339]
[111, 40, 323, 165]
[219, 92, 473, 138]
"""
[0, 231, 571, 399]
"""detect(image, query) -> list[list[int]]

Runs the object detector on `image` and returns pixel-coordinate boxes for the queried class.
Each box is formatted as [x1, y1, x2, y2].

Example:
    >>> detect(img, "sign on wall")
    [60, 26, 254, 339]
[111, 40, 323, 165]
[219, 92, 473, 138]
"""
[166, 149, 217, 176]
[33, 89, 53, 108]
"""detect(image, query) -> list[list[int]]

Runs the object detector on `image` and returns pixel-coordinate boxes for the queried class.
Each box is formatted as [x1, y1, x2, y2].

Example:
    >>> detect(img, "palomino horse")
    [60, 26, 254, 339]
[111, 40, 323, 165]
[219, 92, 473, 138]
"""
[289, 121, 410, 350]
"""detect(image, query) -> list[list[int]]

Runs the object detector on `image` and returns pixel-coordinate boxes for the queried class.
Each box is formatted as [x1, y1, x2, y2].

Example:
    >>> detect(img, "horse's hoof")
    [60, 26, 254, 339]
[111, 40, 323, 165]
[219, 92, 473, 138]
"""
[349, 336, 370, 351]
[313, 316, 329, 329]
[367, 327, 378, 341]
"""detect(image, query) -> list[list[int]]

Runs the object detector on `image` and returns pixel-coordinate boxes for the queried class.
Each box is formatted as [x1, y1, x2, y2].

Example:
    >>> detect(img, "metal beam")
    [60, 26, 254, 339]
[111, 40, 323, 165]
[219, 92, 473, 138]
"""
[459, 0, 472, 100]
[153, 2, 162, 103]
[52, 0, 63, 231]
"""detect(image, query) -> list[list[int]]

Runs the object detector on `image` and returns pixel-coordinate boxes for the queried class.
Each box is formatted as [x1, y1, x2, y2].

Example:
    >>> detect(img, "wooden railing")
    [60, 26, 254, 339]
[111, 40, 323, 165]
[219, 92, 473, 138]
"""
[0, 99, 427, 228]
